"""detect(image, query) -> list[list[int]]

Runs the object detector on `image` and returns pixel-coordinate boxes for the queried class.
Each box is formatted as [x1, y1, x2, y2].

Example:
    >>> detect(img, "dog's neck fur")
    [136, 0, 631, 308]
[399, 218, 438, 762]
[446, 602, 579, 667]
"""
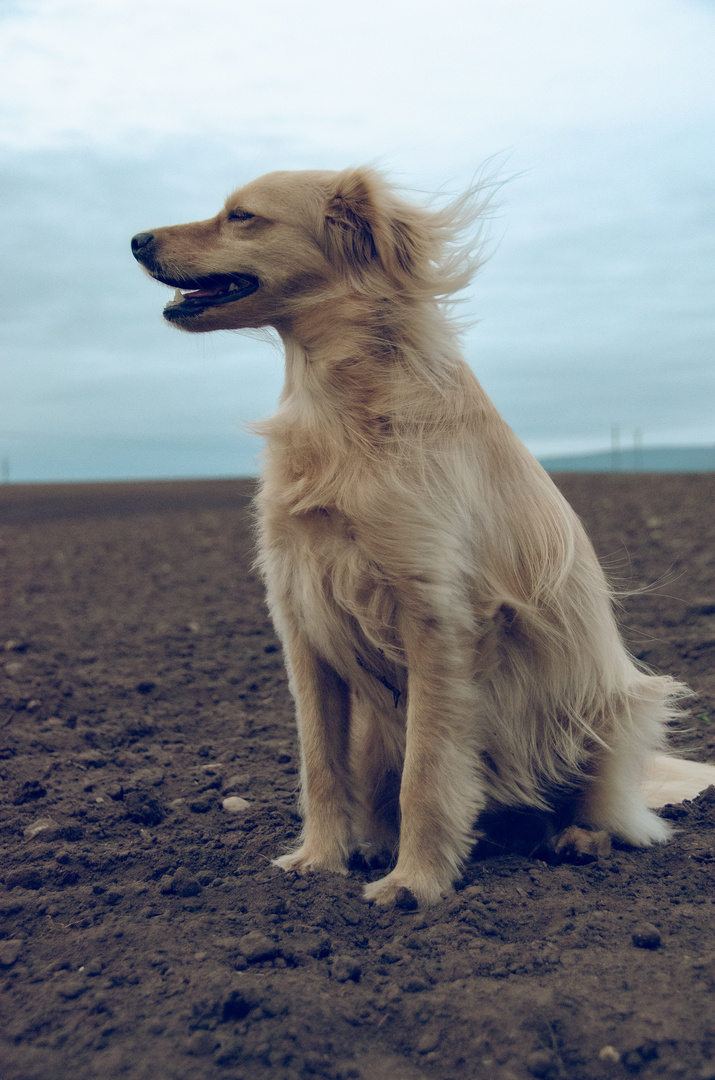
[255, 293, 492, 515]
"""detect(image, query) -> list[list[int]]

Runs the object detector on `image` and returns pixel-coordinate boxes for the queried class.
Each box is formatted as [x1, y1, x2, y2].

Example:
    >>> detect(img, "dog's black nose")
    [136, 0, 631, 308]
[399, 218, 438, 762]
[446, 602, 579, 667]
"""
[131, 232, 155, 256]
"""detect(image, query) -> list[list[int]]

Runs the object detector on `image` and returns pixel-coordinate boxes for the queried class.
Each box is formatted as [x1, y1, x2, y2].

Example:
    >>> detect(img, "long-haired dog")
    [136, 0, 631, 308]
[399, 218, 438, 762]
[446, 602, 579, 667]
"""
[132, 168, 715, 905]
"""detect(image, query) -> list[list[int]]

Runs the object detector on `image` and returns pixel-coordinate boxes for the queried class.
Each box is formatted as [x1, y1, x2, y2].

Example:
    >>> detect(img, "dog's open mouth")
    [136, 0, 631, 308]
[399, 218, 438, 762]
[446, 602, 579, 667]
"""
[160, 273, 260, 320]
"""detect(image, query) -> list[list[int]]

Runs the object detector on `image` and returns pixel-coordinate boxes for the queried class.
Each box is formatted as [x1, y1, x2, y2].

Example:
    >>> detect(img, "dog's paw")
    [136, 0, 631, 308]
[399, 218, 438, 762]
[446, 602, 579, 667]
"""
[547, 825, 611, 865]
[272, 845, 348, 876]
[362, 868, 450, 907]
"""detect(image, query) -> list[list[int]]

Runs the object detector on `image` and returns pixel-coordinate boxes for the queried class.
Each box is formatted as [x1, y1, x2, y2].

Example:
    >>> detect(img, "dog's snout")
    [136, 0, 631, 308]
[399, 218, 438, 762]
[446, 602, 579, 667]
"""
[131, 232, 155, 257]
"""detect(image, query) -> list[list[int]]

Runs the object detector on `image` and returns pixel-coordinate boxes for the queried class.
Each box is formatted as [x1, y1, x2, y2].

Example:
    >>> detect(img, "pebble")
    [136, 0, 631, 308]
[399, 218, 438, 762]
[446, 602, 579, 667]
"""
[222, 796, 251, 813]
[632, 923, 662, 950]
[24, 817, 58, 839]
[598, 1046, 621, 1063]
[0, 940, 22, 967]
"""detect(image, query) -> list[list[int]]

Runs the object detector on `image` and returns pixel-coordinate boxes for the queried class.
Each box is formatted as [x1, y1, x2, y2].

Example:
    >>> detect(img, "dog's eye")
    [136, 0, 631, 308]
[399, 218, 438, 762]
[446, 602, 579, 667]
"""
[228, 209, 255, 222]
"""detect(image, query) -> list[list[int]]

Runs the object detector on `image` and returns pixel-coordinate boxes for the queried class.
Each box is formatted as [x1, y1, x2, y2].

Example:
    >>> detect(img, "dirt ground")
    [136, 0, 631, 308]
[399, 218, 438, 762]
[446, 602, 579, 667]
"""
[1, 473, 714, 1080]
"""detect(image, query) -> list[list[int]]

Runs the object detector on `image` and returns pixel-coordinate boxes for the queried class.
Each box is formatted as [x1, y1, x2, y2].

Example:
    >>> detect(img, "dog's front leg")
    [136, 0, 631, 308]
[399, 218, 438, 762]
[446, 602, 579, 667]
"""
[363, 612, 484, 906]
[273, 629, 354, 876]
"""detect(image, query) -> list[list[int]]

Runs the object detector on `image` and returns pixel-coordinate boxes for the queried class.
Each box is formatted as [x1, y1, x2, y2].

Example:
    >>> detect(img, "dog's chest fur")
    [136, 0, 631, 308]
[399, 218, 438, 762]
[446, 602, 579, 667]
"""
[259, 500, 407, 706]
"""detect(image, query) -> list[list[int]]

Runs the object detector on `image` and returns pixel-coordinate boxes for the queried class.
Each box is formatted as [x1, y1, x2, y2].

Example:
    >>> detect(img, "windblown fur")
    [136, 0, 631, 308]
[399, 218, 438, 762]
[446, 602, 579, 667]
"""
[132, 167, 715, 905]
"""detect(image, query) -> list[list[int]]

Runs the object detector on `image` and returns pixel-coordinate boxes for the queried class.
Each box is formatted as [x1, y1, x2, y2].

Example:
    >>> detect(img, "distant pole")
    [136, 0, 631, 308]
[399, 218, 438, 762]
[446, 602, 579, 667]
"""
[610, 426, 621, 472]
[633, 428, 643, 471]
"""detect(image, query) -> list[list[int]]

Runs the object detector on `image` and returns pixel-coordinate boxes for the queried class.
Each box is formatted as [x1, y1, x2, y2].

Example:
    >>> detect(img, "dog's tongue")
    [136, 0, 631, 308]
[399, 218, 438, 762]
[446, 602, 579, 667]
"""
[182, 285, 223, 299]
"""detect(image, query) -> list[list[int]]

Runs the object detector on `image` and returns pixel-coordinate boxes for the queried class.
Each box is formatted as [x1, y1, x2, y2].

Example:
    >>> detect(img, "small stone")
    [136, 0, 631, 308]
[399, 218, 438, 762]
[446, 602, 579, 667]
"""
[238, 931, 277, 963]
[84, 958, 103, 976]
[24, 817, 58, 839]
[222, 796, 251, 813]
[632, 923, 661, 950]
[171, 867, 202, 898]
[598, 1046, 621, 1063]
[0, 940, 22, 966]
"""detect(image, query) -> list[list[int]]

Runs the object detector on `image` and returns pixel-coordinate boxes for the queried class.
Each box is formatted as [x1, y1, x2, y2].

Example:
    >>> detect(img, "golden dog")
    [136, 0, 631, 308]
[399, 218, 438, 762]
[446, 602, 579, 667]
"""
[132, 168, 715, 904]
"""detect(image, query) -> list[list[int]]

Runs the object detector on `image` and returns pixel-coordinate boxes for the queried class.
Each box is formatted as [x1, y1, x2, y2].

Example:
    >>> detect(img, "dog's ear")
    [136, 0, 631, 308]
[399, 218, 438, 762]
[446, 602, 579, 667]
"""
[324, 169, 379, 270]
[323, 169, 423, 289]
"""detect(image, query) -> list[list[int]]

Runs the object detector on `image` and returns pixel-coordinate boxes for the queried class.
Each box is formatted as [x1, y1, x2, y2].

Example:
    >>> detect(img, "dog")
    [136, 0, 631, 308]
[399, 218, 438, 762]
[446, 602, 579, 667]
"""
[132, 167, 715, 905]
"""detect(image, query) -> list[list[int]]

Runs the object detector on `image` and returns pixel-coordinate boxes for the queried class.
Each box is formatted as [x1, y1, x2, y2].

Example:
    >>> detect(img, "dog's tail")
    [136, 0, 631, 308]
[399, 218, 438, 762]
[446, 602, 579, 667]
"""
[642, 754, 715, 808]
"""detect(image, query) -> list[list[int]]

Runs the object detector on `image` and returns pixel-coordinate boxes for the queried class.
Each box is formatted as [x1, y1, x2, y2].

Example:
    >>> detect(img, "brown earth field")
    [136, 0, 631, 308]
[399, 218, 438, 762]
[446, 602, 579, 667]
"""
[1, 473, 714, 1080]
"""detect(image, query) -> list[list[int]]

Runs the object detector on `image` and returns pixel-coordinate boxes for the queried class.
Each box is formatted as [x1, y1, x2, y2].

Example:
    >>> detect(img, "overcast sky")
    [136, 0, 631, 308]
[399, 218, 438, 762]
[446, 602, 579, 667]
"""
[1, 0, 714, 480]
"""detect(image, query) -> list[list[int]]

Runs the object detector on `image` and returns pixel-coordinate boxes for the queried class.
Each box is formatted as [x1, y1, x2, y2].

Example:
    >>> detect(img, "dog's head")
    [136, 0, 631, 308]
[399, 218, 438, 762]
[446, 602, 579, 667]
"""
[132, 168, 479, 333]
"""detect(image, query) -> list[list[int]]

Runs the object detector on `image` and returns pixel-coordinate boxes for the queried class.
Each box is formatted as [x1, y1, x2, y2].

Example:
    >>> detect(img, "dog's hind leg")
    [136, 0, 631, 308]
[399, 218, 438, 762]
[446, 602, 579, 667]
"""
[273, 629, 355, 875]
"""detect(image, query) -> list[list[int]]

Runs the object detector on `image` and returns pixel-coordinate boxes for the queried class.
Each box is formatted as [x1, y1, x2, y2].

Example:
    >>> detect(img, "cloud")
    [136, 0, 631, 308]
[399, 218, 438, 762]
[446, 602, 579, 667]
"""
[1, 0, 714, 152]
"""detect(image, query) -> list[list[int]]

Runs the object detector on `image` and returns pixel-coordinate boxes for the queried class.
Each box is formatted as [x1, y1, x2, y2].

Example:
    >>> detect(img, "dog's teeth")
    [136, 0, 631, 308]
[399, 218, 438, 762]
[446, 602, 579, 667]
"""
[173, 289, 183, 303]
